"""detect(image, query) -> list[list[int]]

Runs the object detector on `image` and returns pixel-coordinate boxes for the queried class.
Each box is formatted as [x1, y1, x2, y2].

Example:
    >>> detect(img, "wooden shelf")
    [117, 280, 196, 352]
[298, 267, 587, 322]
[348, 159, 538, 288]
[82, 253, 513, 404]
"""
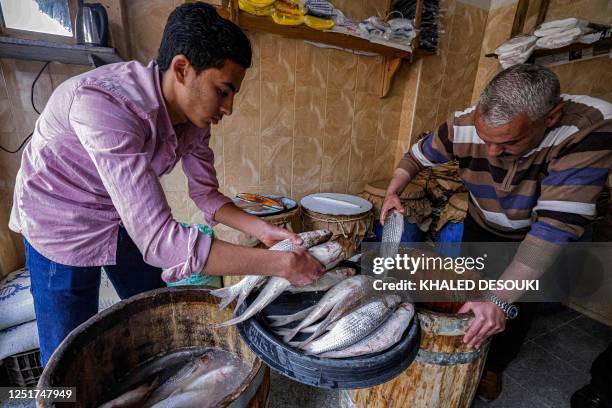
[216, 8, 412, 59]
[485, 36, 612, 65]
[0, 36, 124, 67]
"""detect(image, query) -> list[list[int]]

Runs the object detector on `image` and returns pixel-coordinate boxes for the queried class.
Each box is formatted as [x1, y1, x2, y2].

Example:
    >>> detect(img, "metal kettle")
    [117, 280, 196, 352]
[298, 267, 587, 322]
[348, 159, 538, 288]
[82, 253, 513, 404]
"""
[76, 2, 109, 47]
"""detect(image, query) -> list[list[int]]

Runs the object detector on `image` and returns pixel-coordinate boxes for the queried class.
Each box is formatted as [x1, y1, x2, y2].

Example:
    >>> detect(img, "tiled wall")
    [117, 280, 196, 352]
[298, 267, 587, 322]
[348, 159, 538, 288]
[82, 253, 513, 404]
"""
[0, 61, 90, 276]
[395, 0, 489, 163]
[471, 0, 612, 102]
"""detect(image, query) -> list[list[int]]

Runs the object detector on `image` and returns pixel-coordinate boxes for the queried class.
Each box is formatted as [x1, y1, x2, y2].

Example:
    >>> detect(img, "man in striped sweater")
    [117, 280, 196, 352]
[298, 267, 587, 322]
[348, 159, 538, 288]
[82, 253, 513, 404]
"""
[381, 64, 611, 402]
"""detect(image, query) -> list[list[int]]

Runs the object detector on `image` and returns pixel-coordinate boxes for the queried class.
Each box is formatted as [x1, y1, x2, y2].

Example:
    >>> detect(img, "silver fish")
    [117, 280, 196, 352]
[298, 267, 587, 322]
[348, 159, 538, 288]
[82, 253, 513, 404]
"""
[302, 294, 402, 355]
[295, 275, 377, 345]
[98, 379, 159, 408]
[145, 355, 212, 405]
[320, 302, 414, 358]
[380, 210, 404, 276]
[286, 267, 356, 294]
[279, 275, 375, 342]
[209, 229, 332, 312]
[215, 241, 344, 327]
[149, 365, 239, 408]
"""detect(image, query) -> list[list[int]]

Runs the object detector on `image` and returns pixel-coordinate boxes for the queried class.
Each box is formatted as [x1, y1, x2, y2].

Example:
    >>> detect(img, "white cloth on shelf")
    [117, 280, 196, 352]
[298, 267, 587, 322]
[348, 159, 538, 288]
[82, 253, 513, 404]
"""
[495, 35, 537, 68]
[535, 26, 590, 49]
[499, 45, 536, 68]
[534, 18, 588, 37]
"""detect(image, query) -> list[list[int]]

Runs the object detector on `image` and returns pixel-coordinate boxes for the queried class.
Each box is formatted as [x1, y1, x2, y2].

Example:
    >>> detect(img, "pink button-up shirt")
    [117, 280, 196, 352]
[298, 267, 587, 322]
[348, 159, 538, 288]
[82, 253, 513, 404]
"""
[9, 61, 231, 282]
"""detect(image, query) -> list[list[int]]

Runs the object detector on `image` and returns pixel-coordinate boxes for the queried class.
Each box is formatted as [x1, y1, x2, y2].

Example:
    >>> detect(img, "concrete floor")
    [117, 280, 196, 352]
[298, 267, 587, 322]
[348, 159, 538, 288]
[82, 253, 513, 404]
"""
[1, 305, 610, 408]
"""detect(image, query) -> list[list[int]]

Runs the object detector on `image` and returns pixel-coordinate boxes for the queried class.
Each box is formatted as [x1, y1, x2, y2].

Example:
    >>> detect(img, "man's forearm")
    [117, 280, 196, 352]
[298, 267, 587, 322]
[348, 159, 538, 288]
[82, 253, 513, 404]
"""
[385, 167, 414, 196]
[203, 239, 288, 277]
[492, 235, 563, 303]
[214, 202, 268, 239]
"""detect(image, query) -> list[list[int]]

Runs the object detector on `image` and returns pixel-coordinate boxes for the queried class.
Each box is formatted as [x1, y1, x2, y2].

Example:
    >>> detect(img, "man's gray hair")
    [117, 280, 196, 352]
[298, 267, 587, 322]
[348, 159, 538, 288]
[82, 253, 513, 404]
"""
[478, 64, 560, 127]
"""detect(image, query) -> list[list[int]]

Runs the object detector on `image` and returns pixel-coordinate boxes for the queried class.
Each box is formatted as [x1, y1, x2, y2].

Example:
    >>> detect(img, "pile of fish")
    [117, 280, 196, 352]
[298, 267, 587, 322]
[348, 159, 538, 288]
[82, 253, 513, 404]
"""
[97, 348, 250, 408]
[210, 228, 415, 359]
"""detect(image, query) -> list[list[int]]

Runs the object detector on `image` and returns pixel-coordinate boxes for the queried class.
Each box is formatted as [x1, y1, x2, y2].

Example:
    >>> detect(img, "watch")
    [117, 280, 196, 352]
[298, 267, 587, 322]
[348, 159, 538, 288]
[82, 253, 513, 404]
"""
[485, 292, 519, 320]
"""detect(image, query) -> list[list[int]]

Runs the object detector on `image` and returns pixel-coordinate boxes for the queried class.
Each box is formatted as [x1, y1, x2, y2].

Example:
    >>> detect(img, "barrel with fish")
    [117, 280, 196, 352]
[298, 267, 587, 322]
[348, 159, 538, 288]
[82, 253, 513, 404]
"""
[210, 229, 421, 389]
[37, 288, 270, 408]
[300, 193, 374, 258]
[216, 193, 301, 287]
[345, 239, 488, 407]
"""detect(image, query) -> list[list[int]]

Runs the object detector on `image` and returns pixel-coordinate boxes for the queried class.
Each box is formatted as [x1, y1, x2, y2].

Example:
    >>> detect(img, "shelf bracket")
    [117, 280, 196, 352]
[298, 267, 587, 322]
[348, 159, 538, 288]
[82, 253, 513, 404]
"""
[380, 57, 403, 98]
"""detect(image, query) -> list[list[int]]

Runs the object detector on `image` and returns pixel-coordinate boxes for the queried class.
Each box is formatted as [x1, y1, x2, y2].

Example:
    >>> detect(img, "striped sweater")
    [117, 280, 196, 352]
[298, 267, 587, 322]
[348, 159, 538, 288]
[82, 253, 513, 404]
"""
[399, 94, 612, 246]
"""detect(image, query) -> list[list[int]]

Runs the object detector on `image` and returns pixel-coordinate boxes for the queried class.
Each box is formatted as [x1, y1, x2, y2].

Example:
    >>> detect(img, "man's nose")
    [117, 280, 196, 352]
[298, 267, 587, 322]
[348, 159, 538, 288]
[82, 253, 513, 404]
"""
[487, 144, 504, 157]
[220, 98, 233, 116]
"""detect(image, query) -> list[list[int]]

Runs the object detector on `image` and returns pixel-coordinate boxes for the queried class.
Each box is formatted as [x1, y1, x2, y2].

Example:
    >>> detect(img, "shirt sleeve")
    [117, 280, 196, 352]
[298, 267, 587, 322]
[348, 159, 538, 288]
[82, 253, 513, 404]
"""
[513, 126, 611, 272]
[69, 85, 213, 282]
[181, 130, 232, 227]
[397, 118, 455, 176]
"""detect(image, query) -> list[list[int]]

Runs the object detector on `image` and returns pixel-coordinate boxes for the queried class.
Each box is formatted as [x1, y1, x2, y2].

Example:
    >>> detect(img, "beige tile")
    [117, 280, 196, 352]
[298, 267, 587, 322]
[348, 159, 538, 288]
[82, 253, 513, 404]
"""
[126, 0, 174, 63]
[349, 92, 379, 183]
[166, 192, 190, 223]
[48, 63, 91, 89]
[261, 82, 295, 139]
[161, 164, 187, 192]
[0, 59, 53, 113]
[356, 55, 383, 94]
[258, 184, 292, 197]
[291, 182, 320, 203]
[260, 133, 293, 185]
[261, 35, 297, 85]
[244, 32, 261, 82]
[590, 59, 612, 95]
[347, 181, 366, 195]
[320, 182, 347, 193]
[0, 99, 15, 133]
[380, 95, 403, 140]
[327, 50, 358, 91]
[321, 126, 351, 184]
[293, 136, 323, 185]
[223, 134, 259, 186]
[294, 86, 326, 139]
[223, 79, 259, 138]
[324, 87, 355, 136]
[296, 42, 329, 88]
[372, 137, 398, 181]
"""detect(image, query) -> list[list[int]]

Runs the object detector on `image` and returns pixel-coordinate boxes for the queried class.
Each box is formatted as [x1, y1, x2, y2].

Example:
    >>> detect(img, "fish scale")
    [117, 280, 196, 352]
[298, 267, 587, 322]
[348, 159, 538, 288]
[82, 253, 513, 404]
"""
[302, 294, 401, 355]
[380, 210, 404, 276]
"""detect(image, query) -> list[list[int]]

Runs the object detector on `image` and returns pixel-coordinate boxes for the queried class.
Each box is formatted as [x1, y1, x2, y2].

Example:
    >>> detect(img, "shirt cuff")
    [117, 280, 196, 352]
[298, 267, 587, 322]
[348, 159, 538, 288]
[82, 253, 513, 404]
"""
[161, 226, 214, 283]
[193, 192, 232, 227]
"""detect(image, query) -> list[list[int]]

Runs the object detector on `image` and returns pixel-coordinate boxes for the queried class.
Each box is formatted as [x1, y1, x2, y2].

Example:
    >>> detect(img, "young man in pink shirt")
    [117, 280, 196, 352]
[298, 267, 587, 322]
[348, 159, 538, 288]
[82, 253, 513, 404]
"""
[10, 3, 324, 365]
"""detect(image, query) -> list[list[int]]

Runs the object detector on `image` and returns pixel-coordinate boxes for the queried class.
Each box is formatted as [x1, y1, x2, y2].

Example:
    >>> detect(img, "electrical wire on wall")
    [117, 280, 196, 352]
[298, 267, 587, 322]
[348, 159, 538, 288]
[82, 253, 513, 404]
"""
[0, 61, 51, 154]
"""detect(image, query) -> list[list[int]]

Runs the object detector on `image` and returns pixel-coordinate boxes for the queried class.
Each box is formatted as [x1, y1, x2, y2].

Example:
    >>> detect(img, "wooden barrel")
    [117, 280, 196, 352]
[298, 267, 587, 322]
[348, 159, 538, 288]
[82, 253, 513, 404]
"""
[343, 309, 489, 408]
[216, 206, 302, 287]
[37, 287, 270, 407]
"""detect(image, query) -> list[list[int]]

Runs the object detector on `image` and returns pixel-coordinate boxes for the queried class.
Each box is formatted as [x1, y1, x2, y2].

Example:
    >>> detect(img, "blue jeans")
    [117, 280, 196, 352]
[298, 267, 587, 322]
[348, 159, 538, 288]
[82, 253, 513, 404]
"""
[26, 228, 164, 366]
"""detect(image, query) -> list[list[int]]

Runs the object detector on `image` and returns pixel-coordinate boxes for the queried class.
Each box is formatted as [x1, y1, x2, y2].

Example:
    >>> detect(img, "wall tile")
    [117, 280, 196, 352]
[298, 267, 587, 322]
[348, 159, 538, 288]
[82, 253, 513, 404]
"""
[261, 35, 297, 85]
[294, 86, 326, 139]
[160, 164, 187, 192]
[291, 182, 320, 202]
[296, 42, 329, 88]
[223, 79, 260, 138]
[320, 182, 347, 193]
[356, 55, 383, 94]
[126, 0, 174, 62]
[0, 59, 53, 114]
[322, 87, 354, 184]
[223, 133, 259, 186]
[261, 82, 295, 138]
[327, 50, 358, 91]
[349, 92, 380, 183]
[48, 63, 90, 89]
[0, 100, 15, 133]
[244, 32, 261, 82]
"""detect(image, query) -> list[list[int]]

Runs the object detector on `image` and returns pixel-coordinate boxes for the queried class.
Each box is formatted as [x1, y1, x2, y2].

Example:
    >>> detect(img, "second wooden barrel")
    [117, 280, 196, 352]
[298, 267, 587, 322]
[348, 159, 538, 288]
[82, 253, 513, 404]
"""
[343, 309, 489, 408]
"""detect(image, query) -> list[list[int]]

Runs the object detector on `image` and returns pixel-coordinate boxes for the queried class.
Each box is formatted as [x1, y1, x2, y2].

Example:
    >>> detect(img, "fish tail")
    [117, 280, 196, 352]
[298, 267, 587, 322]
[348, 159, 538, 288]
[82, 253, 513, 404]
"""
[282, 327, 300, 343]
[209, 287, 238, 311]
[267, 305, 315, 327]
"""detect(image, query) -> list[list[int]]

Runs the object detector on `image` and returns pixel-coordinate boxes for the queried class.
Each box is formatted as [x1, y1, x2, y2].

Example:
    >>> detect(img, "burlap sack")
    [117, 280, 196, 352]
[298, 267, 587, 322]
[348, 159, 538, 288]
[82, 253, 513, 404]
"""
[359, 179, 432, 232]
[301, 207, 373, 258]
[436, 192, 469, 231]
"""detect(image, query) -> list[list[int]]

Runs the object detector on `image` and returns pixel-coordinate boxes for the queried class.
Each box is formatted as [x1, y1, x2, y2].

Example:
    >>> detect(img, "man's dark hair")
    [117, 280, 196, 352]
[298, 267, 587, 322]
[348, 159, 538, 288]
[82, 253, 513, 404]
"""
[157, 2, 252, 74]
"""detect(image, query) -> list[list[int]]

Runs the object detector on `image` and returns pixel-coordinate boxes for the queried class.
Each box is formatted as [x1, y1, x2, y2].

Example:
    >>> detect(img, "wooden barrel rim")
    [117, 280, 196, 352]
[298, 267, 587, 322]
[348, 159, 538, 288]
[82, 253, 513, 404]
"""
[38, 287, 263, 407]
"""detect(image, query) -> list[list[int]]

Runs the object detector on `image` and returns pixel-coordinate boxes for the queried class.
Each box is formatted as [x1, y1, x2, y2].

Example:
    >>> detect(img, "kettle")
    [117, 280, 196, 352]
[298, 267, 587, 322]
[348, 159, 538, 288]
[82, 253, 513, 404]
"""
[76, 2, 109, 47]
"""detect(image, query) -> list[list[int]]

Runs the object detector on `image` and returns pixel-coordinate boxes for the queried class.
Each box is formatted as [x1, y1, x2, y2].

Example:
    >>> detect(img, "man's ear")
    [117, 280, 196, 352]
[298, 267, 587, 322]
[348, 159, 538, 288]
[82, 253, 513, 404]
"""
[545, 101, 565, 127]
[171, 55, 190, 85]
